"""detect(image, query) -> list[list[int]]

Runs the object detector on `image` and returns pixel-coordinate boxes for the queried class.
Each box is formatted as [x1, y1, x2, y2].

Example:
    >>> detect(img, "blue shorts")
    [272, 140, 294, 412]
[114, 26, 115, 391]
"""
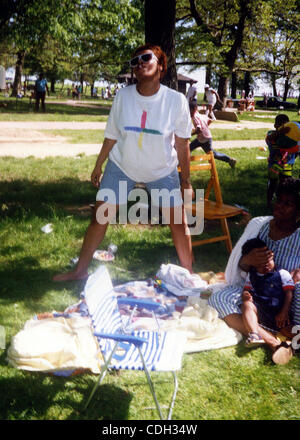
[96, 159, 183, 208]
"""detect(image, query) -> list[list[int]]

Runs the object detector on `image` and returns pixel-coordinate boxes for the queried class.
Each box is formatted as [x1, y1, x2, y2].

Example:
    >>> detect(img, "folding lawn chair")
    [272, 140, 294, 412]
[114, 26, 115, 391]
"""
[82, 265, 186, 420]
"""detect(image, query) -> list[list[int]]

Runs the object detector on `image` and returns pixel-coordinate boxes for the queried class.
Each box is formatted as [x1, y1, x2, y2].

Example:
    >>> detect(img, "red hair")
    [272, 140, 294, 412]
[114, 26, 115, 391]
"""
[132, 43, 168, 79]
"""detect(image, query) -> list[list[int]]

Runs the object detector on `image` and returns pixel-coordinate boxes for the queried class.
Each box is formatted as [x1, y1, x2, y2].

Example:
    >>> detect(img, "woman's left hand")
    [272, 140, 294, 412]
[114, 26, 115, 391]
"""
[91, 166, 102, 188]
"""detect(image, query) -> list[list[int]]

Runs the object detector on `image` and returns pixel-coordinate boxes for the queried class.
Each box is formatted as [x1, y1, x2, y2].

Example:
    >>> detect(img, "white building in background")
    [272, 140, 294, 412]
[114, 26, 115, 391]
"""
[178, 66, 206, 93]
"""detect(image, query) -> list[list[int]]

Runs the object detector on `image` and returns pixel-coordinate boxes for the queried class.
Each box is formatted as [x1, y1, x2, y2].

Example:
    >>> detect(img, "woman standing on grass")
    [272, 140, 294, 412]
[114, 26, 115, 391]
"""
[208, 178, 300, 364]
[53, 44, 194, 282]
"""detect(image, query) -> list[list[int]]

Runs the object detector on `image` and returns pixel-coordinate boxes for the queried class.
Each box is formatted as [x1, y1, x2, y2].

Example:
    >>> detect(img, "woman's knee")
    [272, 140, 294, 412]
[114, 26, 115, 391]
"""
[241, 300, 256, 313]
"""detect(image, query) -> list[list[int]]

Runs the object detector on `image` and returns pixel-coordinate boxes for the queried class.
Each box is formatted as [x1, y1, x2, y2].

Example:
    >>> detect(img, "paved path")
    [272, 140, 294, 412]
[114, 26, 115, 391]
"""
[0, 139, 268, 158]
[0, 119, 270, 157]
[0, 120, 273, 131]
[0, 121, 107, 130]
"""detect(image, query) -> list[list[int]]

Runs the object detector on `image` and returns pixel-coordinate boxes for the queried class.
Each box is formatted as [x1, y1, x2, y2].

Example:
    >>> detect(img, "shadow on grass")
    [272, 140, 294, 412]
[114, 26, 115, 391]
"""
[0, 176, 233, 286]
[0, 259, 86, 308]
[0, 353, 132, 420]
[233, 339, 278, 366]
[1, 177, 95, 216]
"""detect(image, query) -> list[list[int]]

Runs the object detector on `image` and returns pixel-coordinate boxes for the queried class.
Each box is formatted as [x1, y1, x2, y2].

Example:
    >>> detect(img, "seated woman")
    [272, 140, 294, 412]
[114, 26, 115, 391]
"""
[208, 177, 300, 362]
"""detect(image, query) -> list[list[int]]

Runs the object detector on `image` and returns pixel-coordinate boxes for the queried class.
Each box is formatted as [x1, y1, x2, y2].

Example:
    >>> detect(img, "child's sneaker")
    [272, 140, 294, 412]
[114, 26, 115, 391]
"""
[245, 332, 265, 347]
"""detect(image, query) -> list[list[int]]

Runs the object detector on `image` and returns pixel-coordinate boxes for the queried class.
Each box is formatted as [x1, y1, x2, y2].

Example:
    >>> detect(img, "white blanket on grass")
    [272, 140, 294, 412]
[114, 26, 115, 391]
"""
[7, 316, 102, 374]
[127, 298, 243, 353]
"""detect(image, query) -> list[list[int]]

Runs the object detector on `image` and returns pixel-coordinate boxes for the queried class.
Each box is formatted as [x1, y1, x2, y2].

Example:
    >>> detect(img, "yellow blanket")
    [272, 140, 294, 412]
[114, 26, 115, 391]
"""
[7, 316, 102, 374]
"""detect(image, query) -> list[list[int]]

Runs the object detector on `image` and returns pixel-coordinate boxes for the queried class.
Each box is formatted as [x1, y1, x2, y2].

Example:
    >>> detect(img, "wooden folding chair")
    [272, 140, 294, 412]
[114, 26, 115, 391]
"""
[184, 151, 243, 253]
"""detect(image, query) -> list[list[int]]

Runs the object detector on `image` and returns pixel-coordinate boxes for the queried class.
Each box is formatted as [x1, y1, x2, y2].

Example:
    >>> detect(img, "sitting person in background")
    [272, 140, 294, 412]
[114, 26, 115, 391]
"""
[245, 93, 255, 111]
[189, 101, 236, 169]
[241, 237, 294, 364]
[266, 114, 296, 208]
[208, 177, 300, 363]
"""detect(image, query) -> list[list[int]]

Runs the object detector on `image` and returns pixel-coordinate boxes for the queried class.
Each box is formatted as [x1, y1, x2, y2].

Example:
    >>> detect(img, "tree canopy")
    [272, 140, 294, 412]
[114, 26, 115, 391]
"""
[1, 0, 299, 99]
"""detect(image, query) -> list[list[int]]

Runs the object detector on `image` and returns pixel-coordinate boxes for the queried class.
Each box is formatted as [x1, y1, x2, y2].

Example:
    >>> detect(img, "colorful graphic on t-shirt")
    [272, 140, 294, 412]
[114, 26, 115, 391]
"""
[124, 111, 162, 149]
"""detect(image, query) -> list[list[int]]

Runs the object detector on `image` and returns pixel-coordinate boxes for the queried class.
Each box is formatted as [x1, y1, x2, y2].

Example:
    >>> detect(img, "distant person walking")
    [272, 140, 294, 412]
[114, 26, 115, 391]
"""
[35, 73, 49, 112]
[204, 84, 222, 120]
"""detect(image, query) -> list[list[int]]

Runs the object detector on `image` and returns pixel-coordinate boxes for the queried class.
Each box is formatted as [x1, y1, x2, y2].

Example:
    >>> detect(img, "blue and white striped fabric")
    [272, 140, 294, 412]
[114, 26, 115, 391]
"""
[83, 265, 186, 372]
[259, 222, 300, 272]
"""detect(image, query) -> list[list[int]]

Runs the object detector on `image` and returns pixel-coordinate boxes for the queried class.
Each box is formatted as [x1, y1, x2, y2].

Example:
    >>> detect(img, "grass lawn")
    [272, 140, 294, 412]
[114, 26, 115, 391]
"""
[40, 128, 268, 144]
[238, 109, 300, 124]
[43, 129, 106, 144]
[0, 95, 111, 122]
[0, 147, 299, 421]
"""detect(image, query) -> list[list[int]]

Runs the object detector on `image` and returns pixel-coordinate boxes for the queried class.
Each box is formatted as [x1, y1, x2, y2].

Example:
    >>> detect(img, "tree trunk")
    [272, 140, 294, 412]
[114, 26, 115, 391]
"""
[283, 77, 289, 101]
[244, 71, 251, 97]
[231, 72, 237, 98]
[271, 73, 277, 97]
[91, 81, 94, 98]
[217, 75, 229, 108]
[205, 65, 212, 86]
[11, 50, 25, 97]
[145, 0, 177, 90]
[80, 73, 84, 94]
[50, 78, 55, 93]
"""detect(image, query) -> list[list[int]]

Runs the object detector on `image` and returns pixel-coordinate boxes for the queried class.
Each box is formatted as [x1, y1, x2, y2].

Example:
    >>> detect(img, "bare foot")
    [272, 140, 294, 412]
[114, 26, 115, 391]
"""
[272, 341, 293, 365]
[52, 270, 88, 282]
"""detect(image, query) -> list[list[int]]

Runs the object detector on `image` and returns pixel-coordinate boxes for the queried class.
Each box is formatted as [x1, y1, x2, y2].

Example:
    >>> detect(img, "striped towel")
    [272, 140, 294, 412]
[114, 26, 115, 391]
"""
[84, 265, 186, 372]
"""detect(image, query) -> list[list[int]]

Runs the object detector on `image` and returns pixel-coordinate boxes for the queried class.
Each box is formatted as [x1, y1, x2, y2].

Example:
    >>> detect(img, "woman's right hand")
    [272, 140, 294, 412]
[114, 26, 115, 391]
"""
[91, 167, 102, 188]
[239, 247, 274, 271]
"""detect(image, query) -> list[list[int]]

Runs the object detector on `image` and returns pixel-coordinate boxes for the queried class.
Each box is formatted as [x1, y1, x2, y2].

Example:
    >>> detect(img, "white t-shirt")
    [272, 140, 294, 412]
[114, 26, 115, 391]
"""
[186, 84, 197, 101]
[104, 84, 192, 182]
[205, 88, 217, 106]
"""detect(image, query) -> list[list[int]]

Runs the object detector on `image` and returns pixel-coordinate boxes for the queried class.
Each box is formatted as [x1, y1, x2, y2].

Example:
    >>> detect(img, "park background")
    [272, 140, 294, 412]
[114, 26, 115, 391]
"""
[0, 0, 300, 422]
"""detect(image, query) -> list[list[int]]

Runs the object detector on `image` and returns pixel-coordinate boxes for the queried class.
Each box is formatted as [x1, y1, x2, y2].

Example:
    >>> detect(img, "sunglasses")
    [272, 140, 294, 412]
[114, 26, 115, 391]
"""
[129, 52, 158, 68]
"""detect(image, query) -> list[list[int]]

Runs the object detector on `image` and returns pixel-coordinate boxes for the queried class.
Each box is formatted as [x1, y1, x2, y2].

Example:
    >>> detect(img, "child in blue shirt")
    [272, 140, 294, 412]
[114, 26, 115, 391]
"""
[241, 237, 294, 343]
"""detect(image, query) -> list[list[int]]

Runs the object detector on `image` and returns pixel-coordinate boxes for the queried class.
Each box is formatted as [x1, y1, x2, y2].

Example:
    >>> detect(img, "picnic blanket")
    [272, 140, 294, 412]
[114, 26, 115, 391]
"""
[114, 274, 242, 354]
[7, 216, 272, 375]
[7, 263, 243, 374]
[7, 217, 272, 375]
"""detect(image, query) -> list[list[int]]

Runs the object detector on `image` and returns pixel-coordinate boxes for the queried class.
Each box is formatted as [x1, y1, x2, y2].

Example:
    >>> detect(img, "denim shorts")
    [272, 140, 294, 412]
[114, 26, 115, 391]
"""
[96, 159, 183, 207]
